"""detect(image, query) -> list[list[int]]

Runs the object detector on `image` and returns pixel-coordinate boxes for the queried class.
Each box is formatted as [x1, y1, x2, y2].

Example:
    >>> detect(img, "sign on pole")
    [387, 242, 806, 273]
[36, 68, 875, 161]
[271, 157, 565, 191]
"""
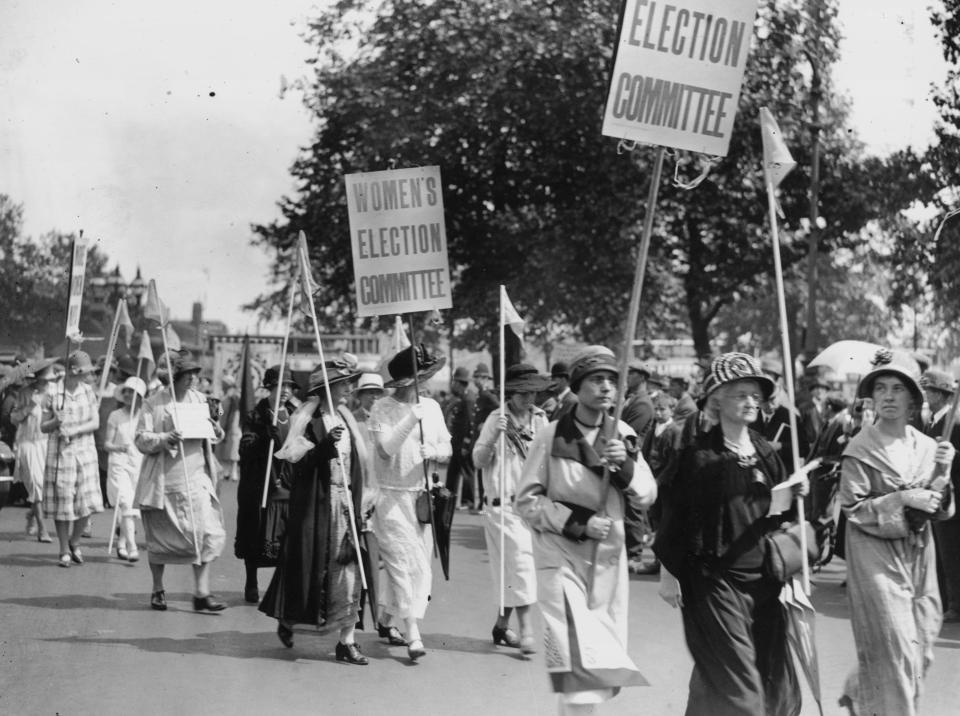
[601, 0, 759, 156]
[345, 166, 453, 317]
[65, 232, 90, 341]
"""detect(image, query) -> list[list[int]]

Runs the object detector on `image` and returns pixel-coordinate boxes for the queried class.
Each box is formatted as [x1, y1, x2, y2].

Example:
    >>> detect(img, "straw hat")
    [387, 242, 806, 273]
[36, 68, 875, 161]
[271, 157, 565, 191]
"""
[856, 348, 923, 407]
[503, 363, 551, 394]
[701, 353, 776, 401]
[66, 350, 96, 376]
[307, 353, 362, 395]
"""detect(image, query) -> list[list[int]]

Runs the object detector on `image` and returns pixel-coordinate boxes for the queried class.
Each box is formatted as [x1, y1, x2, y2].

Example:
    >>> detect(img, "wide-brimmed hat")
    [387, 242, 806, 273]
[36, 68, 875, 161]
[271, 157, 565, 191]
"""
[647, 372, 666, 388]
[452, 366, 471, 383]
[627, 359, 652, 377]
[357, 372, 385, 393]
[569, 345, 618, 392]
[702, 353, 776, 401]
[856, 349, 923, 407]
[263, 365, 297, 390]
[384, 344, 446, 389]
[473, 363, 492, 379]
[67, 350, 96, 376]
[503, 363, 551, 394]
[921, 368, 956, 395]
[760, 356, 783, 378]
[171, 353, 202, 380]
[307, 353, 362, 394]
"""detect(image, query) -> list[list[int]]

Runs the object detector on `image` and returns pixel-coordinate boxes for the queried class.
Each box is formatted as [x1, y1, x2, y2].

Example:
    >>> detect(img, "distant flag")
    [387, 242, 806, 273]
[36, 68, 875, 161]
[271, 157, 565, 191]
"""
[393, 315, 411, 353]
[238, 335, 257, 431]
[165, 324, 182, 352]
[501, 286, 525, 365]
[143, 279, 170, 325]
[501, 289, 524, 345]
[759, 107, 796, 191]
[138, 330, 154, 364]
[117, 300, 135, 347]
[297, 231, 320, 317]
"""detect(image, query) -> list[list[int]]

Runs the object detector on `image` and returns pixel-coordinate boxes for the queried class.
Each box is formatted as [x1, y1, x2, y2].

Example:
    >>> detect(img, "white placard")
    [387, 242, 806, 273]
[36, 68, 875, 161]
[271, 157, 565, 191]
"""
[602, 0, 759, 156]
[175, 403, 216, 440]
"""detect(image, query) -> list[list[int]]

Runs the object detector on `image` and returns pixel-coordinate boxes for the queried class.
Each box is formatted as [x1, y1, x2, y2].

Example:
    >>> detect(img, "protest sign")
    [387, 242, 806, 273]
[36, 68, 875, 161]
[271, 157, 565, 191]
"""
[65, 232, 90, 340]
[602, 0, 759, 156]
[345, 166, 453, 317]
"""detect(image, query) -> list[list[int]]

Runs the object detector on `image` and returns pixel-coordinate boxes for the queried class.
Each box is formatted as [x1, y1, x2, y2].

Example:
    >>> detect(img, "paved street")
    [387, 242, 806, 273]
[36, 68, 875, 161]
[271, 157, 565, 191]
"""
[2, 482, 960, 716]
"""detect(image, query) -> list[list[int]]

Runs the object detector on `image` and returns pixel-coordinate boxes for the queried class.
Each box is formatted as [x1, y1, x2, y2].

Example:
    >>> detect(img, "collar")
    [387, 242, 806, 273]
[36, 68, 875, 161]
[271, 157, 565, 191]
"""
[550, 409, 610, 477]
[557, 387, 571, 401]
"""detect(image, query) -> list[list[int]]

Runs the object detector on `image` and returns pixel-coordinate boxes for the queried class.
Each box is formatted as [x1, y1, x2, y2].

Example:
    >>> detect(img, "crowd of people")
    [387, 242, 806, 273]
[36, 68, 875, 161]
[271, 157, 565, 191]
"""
[1, 341, 959, 714]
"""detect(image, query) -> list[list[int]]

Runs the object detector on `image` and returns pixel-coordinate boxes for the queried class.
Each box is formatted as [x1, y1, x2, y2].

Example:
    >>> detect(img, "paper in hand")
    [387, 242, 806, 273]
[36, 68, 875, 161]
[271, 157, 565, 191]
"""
[175, 403, 216, 440]
[767, 458, 821, 517]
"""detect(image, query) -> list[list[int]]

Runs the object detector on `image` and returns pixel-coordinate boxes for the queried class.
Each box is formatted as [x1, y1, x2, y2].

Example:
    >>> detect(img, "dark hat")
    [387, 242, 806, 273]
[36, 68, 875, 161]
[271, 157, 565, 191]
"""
[67, 350, 96, 376]
[825, 391, 849, 413]
[647, 372, 666, 388]
[669, 376, 689, 389]
[503, 363, 551, 394]
[307, 353, 362, 394]
[263, 364, 297, 390]
[384, 344, 446, 389]
[452, 366, 471, 383]
[473, 363, 492, 378]
[550, 361, 570, 379]
[856, 348, 923, 407]
[569, 346, 618, 393]
[702, 353, 776, 401]
[921, 368, 956, 395]
[168, 351, 202, 380]
[627, 359, 652, 377]
[117, 355, 138, 378]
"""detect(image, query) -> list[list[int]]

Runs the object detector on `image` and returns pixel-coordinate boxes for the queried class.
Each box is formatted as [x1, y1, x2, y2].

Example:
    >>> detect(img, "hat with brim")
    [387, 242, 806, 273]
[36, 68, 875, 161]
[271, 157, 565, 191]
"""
[921, 368, 956, 396]
[703, 353, 776, 401]
[122, 376, 147, 398]
[263, 365, 297, 390]
[357, 372, 385, 393]
[856, 349, 923, 407]
[383, 344, 446, 389]
[473, 363, 492, 379]
[569, 346, 618, 393]
[172, 356, 202, 380]
[503, 363, 551, 394]
[627, 359, 651, 378]
[67, 350, 96, 376]
[647, 372, 666, 388]
[307, 353, 362, 395]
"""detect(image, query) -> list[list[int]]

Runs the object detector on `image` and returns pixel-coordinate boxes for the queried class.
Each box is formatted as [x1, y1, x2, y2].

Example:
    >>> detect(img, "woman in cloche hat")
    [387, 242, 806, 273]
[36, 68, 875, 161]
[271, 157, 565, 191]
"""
[838, 350, 955, 715]
[104, 377, 148, 562]
[368, 344, 451, 662]
[472, 363, 551, 655]
[134, 352, 228, 612]
[40, 350, 103, 567]
[654, 352, 808, 715]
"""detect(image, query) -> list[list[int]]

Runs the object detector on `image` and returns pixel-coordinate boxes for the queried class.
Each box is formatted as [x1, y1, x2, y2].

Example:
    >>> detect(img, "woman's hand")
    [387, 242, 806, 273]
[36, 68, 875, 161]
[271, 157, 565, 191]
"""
[328, 425, 345, 444]
[902, 488, 943, 514]
[600, 438, 627, 468]
[419, 443, 436, 461]
[658, 572, 683, 608]
[164, 430, 183, 448]
[409, 403, 425, 421]
[791, 475, 810, 498]
[935, 441, 956, 466]
[495, 410, 509, 434]
[584, 515, 612, 540]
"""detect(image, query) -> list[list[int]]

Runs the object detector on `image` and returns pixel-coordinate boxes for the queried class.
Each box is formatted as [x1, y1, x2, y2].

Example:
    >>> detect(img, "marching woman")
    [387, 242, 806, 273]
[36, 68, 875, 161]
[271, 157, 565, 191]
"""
[41, 351, 103, 567]
[104, 377, 147, 561]
[134, 353, 227, 611]
[838, 350, 955, 716]
[517, 346, 656, 715]
[260, 355, 377, 665]
[235, 365, 297, 604]
[11, 361, 57, 544]
[472, 363, 550, 654]
[368, 344, 451, 662]
[654, 353, 806, 716]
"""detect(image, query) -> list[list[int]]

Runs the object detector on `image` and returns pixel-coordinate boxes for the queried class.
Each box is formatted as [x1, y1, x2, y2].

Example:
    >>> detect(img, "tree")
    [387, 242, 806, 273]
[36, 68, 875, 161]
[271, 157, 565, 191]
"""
[0, 194, 110, 354]
[251, 0, 927, 359]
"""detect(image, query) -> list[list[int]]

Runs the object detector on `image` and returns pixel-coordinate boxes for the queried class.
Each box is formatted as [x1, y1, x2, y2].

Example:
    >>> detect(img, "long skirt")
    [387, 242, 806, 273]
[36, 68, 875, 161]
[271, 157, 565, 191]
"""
[141, 476, 225, 565]
[374, 487, 432, 620]
[14, 439, 45, 503]
[679, 562, 799, 716]
[483, 505, 536, 608]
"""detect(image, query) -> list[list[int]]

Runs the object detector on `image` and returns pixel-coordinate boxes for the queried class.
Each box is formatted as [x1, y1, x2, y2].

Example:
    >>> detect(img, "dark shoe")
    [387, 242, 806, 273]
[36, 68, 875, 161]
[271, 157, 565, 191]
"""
[377, 622, 407, 646]
[244, 586, 259, 604]
[68, 543, 83, 565]
[150, 590, 167, 611]
[944, 609, 960, 623]
[492, 625, 521, 648]
[277, 622, 294, 648]
[335, 641, 369, 665]
[192, 594, 227, 612]
[407, 639, 426, 661]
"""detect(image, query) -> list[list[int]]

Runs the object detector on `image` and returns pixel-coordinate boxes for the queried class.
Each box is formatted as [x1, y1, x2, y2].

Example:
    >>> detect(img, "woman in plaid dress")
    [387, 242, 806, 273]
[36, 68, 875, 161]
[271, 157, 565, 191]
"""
[41, 351, 103, 568]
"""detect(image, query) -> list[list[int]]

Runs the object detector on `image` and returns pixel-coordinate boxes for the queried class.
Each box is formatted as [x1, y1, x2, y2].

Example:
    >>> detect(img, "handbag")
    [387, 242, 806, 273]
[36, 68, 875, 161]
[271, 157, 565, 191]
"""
[763, 522, 817, 583]
[415, 490, 432, 524]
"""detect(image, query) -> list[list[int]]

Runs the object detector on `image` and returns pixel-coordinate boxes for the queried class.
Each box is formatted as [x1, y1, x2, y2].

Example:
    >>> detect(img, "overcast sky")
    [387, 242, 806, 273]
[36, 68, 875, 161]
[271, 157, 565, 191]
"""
[0, 0, 948, 333]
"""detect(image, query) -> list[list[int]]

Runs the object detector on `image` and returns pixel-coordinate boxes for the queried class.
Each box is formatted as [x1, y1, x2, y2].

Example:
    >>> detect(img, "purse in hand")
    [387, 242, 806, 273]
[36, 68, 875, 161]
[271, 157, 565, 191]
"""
[763, 522, 817, 583]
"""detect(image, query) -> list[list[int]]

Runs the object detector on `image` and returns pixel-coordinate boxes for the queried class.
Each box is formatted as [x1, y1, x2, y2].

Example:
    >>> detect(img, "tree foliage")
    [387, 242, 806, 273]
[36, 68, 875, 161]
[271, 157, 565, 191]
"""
[251, 0, 929, 359]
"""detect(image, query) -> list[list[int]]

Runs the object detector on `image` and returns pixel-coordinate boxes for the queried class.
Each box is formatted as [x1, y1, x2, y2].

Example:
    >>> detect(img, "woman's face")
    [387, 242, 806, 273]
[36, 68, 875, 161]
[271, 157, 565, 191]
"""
[508, 391, 536, 413]
[175, 370, 200, 392]
[716, 379, 763, 426]
[577, 371, 617, 412]
[872, 375, 912, 422]
[331, 380, 353, 405]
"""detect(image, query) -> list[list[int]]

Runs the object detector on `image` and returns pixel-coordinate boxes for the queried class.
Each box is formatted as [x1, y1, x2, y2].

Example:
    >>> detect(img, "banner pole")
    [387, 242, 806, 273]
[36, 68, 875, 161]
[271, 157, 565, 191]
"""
[588, 145, 666, 605]
[498, 285, 507, 617]
[97, 299, 124, 408]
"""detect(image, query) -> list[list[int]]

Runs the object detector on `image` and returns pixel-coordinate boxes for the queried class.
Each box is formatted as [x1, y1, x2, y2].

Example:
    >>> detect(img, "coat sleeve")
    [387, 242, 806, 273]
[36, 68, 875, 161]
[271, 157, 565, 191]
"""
[839, 456, 911, 539]
[471, 411, 499, 470]
[135, 401, 166, 455]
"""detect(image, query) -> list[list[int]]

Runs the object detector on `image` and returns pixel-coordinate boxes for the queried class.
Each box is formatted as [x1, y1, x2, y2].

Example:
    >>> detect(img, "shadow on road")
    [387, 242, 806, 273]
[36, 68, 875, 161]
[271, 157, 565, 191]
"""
[449, 523, 485, 551]
[0, 591, 201, 611]
[45, 629, 310, 661]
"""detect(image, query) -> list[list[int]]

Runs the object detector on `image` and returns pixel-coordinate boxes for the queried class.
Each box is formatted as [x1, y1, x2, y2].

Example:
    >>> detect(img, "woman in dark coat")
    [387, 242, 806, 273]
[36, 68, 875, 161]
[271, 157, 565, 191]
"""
[235, 365, 297, 603]
[654, 353, 808, 716]
[259, 355, 374, 665]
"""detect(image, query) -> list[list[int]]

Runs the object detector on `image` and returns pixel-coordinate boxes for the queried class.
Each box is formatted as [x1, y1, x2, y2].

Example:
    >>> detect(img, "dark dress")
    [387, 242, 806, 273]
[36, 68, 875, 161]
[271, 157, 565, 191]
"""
[259, 410, 365, 630]
[654, 425, 800, 716]
[235, 398, 292, 566]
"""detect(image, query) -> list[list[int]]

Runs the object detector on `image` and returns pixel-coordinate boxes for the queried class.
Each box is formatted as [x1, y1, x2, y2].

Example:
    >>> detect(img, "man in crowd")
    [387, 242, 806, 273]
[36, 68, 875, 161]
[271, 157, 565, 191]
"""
[666, 376, 697, 424]
[542, 361, 576, 421]
[800, 373, 830, 448]
[445, 366, 477, 509]
[622, 360, 654, 441]
[470, 363, 498, 512]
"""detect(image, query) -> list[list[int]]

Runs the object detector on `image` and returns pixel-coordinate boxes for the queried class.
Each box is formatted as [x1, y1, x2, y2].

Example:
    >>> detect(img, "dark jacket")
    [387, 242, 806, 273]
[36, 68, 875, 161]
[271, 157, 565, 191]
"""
[926, 412, 960, 521]
[623, 389, 654, 442]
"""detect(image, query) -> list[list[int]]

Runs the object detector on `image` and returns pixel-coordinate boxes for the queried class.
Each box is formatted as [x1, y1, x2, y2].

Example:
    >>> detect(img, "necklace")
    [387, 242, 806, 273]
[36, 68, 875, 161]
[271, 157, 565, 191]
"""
[574, 413, 603, 429]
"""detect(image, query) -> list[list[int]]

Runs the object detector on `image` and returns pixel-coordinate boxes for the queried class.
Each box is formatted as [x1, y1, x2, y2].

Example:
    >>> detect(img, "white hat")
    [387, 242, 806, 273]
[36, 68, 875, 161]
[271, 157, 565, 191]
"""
[357, 373, 385, 392]
[122, 376, 147, 398]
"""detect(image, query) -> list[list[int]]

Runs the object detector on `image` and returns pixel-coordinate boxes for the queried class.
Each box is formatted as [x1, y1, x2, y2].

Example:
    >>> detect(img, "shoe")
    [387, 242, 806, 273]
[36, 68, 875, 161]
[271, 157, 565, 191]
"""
[244, 586, 259, 604]
[117, 545, 129, 561]
[81, 523, 92, 538]
[631, 561, 660, 575]
[127, 549, 140, 563]
[377, 622, 407, 646]
[38, 533, 53, 544]
[150, 590, 167, 611]
[58, 553, 72, 568]
[193, 594, 227, 612]
[335, 641, 369, 665]
[277, 622, 294, 648]
[68, 543, 83, 565]
[943, 609, 960, 623]
[520, 634, 537, 655]
[407, 639, 426, 661]
[492, 625, 521, 648]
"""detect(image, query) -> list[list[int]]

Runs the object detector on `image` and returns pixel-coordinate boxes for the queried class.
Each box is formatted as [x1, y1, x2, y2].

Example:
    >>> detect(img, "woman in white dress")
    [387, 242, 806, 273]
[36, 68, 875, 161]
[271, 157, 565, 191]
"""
[369, 344, 451, 662]
[473, 363, 550, 654]
[104, 377, 146, 561]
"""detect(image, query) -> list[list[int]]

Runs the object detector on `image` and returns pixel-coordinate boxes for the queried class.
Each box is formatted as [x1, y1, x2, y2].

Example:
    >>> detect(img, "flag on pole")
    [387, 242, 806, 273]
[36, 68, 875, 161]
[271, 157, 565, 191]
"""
[297, 231, 319, 316]
[501, 287, 525, 365]
[165, 324, 182, 352]
[117, 300, 135, 347]
[501, 289, 524, 344]
[760, 107, 796, 190]
[137, 330, 154, 365]
[143, 279, 170, 325]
